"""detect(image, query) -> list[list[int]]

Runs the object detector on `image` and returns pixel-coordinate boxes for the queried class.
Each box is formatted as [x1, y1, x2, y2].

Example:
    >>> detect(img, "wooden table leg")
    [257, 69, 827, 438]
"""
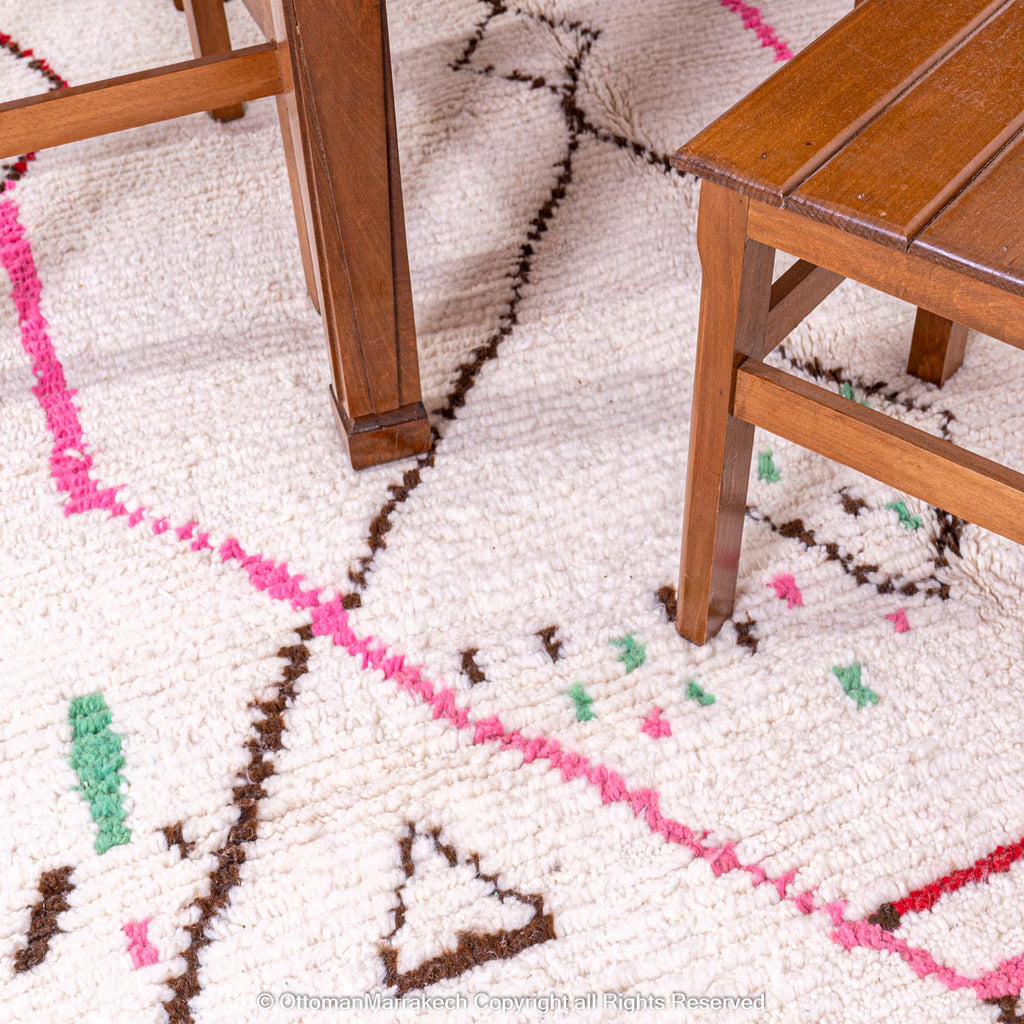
[182, 0, 245, 120]
[907, 308, 968, 386]
[677, 182, 775, 643]
[272, 0, 430, 469]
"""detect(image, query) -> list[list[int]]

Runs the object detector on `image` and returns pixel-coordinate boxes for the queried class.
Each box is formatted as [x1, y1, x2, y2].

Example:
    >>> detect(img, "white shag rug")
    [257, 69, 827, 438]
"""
[3, 2, 1024, 1022]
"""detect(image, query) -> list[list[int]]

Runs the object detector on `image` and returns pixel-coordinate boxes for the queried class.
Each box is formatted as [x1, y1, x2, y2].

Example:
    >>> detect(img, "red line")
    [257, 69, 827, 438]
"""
[894, 835, 1024, 917]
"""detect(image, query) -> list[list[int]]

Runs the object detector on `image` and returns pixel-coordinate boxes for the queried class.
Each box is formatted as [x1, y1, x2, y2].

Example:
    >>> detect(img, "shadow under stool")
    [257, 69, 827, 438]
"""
[672, 0, 1024, 643]
[0, 0, 430, 469]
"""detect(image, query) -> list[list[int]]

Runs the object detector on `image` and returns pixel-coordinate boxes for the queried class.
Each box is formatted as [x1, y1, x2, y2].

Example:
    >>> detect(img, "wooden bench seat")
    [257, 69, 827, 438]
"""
[671, 0, 1024, 642]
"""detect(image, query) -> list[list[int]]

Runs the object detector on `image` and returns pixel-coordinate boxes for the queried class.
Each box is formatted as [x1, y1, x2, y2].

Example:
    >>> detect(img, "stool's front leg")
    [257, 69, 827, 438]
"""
[677, 183, 774, 643]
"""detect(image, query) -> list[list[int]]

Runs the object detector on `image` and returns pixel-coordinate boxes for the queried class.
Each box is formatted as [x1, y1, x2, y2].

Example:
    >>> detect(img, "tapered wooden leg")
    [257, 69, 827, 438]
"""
[274, 0, 430, 469]
[677, 182, 775, 644]
[182, 0, 245, 120]
[907, 308, 968, 387]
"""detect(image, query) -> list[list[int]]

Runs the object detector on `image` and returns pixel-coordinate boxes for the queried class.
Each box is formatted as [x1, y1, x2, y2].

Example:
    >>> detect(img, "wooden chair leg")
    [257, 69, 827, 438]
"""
[182, 0, 245, 120]
[907, 308, 968, 387]
[677, 182, 775, 644]
[273, 0, 430, 469]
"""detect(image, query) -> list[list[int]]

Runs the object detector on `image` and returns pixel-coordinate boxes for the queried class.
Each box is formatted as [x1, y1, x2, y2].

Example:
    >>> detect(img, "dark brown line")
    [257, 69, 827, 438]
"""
[775, 343, 957, 440]
[342, 2, 602, 603]
[13, 866, 75, 974]
[579, 116, 682, 177]
[163, 631, 310, 1024]
[380, 824, 555, 996]
[747, 507, 950, 600]
[984, 994, 1024, 1024]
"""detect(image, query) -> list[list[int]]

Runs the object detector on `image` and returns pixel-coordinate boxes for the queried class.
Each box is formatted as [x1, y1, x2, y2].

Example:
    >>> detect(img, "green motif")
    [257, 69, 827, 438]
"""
[685, 681, 716, 707]
[69, 694, 130, 854]
[567, 683, 596, 722]
[610, 634, 646, 674]
[886, 500, 922, 531]
[757, 451, 781, 483]
[832, 663, 878, 708]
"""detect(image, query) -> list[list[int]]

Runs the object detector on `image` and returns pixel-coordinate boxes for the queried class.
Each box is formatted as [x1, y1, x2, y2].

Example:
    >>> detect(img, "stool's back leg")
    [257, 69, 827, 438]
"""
[907, 308, 968, 386]
[677, 183, 774, 643]
[182, 0, 245, 121]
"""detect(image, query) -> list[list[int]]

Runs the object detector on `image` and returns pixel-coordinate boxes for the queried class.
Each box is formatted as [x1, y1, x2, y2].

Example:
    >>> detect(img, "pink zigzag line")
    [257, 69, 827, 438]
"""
[4, 189, 1022, 1003]
[832, 920, 1024, 1001]
[719, 0, 794, 62]
[0, 188, 136, 520]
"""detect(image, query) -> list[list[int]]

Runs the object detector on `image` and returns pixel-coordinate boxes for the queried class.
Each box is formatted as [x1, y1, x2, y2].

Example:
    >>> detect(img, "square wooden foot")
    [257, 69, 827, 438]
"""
[330, 388, 432, 470]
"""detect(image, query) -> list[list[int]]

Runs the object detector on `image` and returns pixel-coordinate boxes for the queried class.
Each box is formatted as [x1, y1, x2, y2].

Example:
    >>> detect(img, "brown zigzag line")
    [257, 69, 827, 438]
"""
[450, 0, 507, 72]
[985, 995, 1024, 1024]
[163, 627, 311, 1024]
[344, 3, 691, 605]
[837, 486, 965, 575]
[380, 824, 555, 996]
[933, 507, 966, 570]
[775, 344, 958, 441]
[747, 507, 950, 601]
[13, 866, 75, 974]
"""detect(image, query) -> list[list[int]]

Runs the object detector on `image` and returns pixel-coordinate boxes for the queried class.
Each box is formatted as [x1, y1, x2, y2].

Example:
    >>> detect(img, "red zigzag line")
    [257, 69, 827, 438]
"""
[894, 835, 1024, 918]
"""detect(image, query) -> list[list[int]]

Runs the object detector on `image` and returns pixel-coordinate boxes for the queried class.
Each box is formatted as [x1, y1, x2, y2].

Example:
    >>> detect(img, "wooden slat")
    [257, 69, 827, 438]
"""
[734, 359, 1024, 545]
[765, 260, 844, 352]
[790, 1, 1024, 248]
[747, 200, 1024, 343]
[913, 129, 1024, 294]
[0, 44, 283, 159]
[672, 0, 1008, 205]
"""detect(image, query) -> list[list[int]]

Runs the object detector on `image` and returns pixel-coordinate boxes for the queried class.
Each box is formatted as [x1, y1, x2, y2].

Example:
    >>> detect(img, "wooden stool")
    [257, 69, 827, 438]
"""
[0, 0, 431, 469]
[672, 0, 1024, 643]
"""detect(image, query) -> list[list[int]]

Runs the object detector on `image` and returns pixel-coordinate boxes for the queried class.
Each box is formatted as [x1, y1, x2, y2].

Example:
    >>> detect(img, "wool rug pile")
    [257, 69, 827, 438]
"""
[3, 1, 1024, 1022]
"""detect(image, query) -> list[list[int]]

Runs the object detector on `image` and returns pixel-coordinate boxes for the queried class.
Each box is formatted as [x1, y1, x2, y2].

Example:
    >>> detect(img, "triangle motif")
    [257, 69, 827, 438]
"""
[380, 823, 556, 995]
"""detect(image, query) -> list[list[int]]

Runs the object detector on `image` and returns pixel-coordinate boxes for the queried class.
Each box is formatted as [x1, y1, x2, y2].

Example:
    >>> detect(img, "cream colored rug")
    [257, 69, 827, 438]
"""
[3, 2, 1024, 1022]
